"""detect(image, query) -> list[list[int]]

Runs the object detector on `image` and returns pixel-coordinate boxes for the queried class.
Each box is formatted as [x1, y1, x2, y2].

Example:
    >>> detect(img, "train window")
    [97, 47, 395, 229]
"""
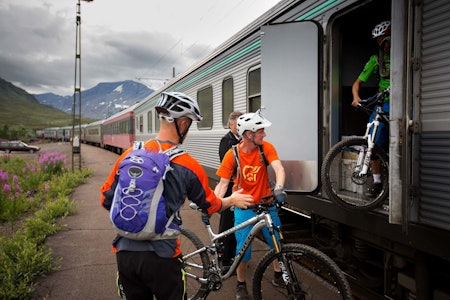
[222, 77, 234, 128]
[197, 86, 213, 129]
[248, 67, 261, 112]
[147, 111, 153, 133]
[139, 115, 143, 133]
[155, 110, 161, 132]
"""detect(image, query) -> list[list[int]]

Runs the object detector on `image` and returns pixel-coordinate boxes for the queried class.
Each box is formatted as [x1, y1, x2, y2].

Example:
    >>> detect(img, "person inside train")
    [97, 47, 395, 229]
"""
[351, 20, 391, 198]
[100, 91, 253, 300]
[214, 110, 287, 300]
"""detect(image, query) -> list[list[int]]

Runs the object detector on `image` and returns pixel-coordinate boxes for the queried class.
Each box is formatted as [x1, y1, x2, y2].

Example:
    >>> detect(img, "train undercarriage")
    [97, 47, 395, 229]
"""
[279, 196, 450, 300]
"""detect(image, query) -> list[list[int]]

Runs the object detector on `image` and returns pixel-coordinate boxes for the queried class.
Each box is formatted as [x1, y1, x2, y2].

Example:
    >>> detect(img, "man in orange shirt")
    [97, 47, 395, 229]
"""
[100, 92, 253, 300]
[215, 111, 286, 300]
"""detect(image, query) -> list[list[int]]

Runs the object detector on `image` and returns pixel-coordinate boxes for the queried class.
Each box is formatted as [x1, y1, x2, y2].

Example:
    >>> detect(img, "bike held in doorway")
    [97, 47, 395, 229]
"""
[321, 89, 390, 211]
[180, 191, 353, 299]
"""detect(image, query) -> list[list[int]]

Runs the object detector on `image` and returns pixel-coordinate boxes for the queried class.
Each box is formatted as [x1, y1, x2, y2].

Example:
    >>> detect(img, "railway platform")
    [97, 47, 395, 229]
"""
[32, 143, 269, 300]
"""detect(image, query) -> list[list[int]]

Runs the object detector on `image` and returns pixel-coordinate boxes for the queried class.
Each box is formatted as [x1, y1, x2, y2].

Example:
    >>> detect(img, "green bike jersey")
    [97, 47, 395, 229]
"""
[358, 53, 391, 96]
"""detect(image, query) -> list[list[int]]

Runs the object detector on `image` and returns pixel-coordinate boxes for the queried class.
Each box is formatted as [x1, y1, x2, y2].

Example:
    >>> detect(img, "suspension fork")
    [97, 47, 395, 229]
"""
[263, 212, 282, 253]
[265, 213, 303, 297]
[358, 117, 379, 176]
[280, 251, 304, 298]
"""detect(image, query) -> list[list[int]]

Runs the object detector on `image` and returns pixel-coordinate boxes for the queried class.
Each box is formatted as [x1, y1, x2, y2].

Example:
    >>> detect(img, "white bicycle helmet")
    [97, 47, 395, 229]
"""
[237, 111, 272, 137]
[156, 92, 203, 121]
[372, 21, 391, 38]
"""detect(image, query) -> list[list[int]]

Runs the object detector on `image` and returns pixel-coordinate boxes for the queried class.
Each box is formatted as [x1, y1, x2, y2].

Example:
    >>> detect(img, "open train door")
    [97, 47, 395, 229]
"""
[261, 21, 322, 193]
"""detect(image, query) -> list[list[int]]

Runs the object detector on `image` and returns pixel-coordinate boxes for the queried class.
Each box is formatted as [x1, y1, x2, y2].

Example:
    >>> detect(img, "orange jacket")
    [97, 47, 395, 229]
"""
[100, 140, 223, 256]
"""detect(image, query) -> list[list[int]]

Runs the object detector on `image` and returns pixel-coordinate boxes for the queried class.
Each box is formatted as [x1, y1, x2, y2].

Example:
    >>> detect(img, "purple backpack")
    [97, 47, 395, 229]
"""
[110, 141, 184, 240]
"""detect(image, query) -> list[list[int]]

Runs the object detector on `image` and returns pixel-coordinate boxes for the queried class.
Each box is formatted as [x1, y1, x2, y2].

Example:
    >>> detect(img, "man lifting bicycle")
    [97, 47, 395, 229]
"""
[351, 20, 391, 198]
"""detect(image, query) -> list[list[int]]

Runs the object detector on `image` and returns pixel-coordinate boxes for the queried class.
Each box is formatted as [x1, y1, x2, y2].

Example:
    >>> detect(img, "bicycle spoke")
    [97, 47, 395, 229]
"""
[180, 228, 210, 300]
[321, 138, 389, 211]
[253, 244, 352, 300]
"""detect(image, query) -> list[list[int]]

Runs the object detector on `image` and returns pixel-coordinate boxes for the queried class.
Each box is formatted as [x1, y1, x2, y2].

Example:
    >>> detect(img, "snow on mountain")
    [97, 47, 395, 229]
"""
[33, 80, 154, 120]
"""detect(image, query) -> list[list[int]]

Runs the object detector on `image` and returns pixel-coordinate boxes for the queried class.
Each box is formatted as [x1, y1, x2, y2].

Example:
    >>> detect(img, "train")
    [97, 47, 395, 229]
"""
[41, 0, 450, 299]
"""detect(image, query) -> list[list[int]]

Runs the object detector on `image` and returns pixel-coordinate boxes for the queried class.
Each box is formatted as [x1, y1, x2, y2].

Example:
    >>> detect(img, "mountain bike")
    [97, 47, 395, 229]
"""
[321, 89, 390, 211]
[180, 193, 353, 299]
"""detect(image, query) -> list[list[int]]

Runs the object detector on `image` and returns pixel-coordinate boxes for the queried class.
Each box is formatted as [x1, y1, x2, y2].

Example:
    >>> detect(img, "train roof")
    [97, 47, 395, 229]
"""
[103, 102, 140, 124]
[85, 119, 105, 126]
[134, 0, 297, 113]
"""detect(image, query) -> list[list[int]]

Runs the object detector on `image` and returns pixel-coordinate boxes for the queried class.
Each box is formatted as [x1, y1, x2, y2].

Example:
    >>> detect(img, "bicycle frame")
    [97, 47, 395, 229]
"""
[182, 201, 353, 299]
[355, 91, 389, 178]
[183, 204, 281, 282]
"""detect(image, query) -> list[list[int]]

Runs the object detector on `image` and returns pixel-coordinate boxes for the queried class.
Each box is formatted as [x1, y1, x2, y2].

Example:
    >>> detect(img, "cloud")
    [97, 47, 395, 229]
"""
[0, 3, 74, 94]
[0, 0, 280, 95]
[0, 3, 212, 95]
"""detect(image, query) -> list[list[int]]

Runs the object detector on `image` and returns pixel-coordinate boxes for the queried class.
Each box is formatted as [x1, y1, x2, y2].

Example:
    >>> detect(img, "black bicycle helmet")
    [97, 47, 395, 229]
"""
[156, 92, 203, 121]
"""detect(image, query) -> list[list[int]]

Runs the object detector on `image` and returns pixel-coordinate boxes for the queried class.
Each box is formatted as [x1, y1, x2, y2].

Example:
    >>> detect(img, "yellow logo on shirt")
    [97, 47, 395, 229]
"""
[242, 165, 261, 182]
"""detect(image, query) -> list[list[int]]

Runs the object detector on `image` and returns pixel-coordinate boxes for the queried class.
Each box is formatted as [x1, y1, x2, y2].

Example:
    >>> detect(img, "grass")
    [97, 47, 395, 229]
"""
[0, 152, 92, 299]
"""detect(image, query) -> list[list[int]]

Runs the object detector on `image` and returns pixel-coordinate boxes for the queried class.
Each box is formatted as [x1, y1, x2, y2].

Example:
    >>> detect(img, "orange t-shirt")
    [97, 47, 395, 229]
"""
[216, 140, 279, 203]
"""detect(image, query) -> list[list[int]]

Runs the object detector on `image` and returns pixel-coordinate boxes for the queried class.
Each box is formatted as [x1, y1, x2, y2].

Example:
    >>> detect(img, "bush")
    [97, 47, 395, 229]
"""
[0, 151, 72, 222]
[0, 153, 92, 299]
[0, 234, 55, 299]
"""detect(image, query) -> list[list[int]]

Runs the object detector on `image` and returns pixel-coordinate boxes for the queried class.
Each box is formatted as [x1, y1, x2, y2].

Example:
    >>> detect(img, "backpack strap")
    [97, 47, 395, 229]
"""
[164, 147, 185, 160]
[133, 140, 145, 150]
[136, 139, 186, 160]
[232, 144, 242, 189]
[258, 144, 269, 166]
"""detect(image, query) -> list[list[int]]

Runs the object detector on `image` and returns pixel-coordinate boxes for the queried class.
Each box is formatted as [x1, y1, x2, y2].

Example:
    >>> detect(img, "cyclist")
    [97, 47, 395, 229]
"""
[215, 111, 287, 300]
[351, 20, 391, 197]
[100, 92, 253, 300]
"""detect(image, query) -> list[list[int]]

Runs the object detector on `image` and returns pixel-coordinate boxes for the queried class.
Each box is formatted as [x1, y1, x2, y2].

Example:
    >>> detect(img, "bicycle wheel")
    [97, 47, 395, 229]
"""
[180, 227, 210, 300]
[252, 243, 353, 300]
[321, 137, 389, 211]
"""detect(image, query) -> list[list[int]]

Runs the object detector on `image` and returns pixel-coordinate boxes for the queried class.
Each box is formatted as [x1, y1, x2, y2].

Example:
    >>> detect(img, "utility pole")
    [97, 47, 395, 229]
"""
[72, 0, 93, 171]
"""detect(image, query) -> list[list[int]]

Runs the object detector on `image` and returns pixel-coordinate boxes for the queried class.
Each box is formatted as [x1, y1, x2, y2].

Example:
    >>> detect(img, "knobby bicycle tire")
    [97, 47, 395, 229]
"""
[180, 227, 210, 300]
[252, 243, 353, 300]
[321, 137, 389, 211]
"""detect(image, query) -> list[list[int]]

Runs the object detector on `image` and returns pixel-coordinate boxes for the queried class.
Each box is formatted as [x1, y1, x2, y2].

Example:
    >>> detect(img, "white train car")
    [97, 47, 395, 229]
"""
[132, 0, 450, 298]
[58, 125, 72, 142]
[43, 127, 58, 140]
[84, 119, 104, 147]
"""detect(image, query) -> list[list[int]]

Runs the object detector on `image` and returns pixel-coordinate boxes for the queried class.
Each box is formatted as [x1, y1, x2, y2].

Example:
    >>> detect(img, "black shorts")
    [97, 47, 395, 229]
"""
[116, 251, 186, 300]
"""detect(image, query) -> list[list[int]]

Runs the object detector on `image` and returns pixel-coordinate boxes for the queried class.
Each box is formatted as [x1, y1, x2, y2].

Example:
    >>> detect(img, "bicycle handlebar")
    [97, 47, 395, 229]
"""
[189, 192, 283, 225]
[246, 194, 278, 210]
[358, 88, 390, 108]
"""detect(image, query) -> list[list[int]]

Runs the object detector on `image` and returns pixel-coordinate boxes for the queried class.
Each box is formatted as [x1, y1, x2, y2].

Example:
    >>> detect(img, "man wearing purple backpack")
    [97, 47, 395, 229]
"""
[100, 92, 253, 300]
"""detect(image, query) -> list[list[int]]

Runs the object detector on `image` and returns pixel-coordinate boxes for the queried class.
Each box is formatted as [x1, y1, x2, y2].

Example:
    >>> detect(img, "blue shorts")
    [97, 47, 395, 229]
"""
[234, 206, 281, 262]
[369, 102, 389, 149]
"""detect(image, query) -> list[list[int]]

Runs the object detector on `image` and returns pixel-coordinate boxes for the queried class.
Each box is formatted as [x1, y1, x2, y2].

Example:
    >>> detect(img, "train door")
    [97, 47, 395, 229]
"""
[322, 0, 393, 207]
[260, 21, 322, 193]
[328, 0, 391, 148]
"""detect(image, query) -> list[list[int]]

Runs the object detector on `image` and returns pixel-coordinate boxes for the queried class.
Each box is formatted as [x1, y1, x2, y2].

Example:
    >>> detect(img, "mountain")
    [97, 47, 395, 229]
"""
[34, 80, 154, 120]
[0, 77, 40, 105]
[0, 77, 76, 131]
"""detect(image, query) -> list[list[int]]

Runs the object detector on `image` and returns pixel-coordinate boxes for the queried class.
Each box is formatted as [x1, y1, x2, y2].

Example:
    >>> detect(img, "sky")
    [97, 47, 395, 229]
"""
[0, 0, 281, 96]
